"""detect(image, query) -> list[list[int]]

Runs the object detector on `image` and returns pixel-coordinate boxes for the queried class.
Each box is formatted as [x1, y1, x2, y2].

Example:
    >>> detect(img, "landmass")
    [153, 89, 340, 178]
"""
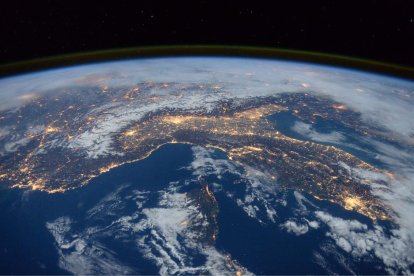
[0, 83, 395, 221]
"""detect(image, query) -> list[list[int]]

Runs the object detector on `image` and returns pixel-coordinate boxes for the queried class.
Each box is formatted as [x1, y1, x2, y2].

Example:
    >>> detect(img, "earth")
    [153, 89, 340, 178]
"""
[0, 57, 413, 275]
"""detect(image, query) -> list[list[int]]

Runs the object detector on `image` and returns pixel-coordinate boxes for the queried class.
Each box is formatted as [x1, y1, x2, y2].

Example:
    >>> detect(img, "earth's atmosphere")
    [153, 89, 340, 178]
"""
[0, 57, 413, 275]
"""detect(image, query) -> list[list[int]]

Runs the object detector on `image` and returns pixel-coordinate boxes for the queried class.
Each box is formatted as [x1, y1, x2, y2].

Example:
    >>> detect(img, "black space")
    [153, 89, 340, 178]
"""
[1, 1, 413, 67]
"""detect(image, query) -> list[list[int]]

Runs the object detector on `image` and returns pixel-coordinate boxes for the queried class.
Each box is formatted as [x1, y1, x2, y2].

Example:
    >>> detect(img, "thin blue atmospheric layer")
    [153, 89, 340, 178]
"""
[1, 55, 413, 92]
[0, 143, 388, 275]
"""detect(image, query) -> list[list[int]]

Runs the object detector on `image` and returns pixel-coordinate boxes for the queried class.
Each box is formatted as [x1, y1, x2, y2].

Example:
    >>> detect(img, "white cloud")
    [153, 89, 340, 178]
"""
[308, 220, 320, 229]
[46, 217, 135, 275]
[3, 136, 30, 153]
[291, 121, 346, 144]
[315, 211, 414, 274]
[188, 146, 241, 178]
[281, 216, 319, 236]
[370, 140, 414, 171]
[1, 125, 48, 155]
[281, 220, 309, 236]
[0, 127, 10, 139]
[338, 161, 389, 187]
[86, 184, 132, 219]
[293, 191, 317, 212]
[312, 251, 335, 275]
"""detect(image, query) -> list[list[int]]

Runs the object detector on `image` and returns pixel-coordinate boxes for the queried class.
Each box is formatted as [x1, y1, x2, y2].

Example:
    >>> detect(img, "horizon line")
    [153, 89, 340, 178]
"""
[0, 45, 413, 80]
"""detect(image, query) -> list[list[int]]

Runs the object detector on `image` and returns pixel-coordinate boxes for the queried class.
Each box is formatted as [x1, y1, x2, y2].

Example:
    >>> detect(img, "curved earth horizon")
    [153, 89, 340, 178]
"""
[0, 56, 413, 275]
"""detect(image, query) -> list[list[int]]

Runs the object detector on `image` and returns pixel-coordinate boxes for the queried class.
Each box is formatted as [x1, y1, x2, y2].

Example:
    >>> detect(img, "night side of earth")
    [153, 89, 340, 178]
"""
[0, 57, 413, 275]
